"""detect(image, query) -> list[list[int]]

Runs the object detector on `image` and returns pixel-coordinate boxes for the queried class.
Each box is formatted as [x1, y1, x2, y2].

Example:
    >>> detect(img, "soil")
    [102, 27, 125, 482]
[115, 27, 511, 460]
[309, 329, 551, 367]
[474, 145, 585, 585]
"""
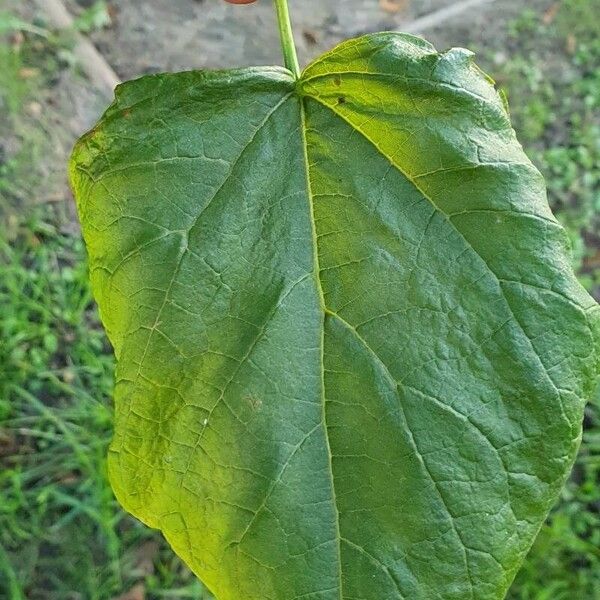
[77, 0, 550, 77]
[85, 0, 454, 77]
[10, 0, 554, 205]
[24, 0, 554, 119]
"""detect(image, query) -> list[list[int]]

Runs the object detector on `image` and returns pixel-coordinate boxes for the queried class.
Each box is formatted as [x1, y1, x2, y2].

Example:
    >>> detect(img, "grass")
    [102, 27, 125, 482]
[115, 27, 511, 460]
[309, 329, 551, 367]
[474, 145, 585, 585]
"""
[0, 213, 211, 599]
[0, 0, 599, 598]
[483, 1, 600, 597]
[488, 0, 600, 301]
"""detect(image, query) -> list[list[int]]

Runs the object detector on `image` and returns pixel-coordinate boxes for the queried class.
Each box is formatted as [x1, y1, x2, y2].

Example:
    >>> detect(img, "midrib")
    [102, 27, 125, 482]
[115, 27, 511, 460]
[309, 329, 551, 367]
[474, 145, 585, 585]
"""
[298, 94, 344, 600]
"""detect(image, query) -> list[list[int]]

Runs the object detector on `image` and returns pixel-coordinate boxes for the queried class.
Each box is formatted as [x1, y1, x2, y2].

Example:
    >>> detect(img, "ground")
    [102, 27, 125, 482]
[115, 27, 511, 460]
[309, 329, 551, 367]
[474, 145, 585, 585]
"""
[0, 0, 599, 598]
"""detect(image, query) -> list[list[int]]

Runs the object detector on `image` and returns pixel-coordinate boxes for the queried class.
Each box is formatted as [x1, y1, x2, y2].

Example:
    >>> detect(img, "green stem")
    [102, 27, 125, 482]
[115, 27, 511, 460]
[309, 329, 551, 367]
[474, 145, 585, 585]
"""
[273, 0, 300, 78]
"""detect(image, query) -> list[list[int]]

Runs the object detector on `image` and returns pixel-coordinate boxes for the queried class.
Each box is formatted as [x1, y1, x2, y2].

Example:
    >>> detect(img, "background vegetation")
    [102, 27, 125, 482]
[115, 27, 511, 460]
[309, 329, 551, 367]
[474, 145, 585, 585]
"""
[0, 1, 599, 598]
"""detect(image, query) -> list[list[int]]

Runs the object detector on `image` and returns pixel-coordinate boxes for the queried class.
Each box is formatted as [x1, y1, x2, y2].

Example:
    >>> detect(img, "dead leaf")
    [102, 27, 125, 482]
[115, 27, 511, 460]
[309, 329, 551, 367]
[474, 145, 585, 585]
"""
[134, 541, 159, 576]
[379, 0, 409, 14]
[9, 31, 24, 48]
[566, 33, 577, 54]
[583, 250, 600, 270]
[0, 430, 18, 458]
[27, 102, 42, 118]
[19, 67, 39, 79]
[59, 472, 80, 485]
[107, 4, 120, 24]
[303, 29, 318, 46]
[113, 584, 145, 600]
[542, 2, 560, 25]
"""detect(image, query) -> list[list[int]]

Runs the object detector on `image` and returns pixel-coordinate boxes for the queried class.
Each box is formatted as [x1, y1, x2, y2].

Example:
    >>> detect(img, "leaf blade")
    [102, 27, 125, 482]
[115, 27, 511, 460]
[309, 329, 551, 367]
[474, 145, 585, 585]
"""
[70, 33, 600, 600]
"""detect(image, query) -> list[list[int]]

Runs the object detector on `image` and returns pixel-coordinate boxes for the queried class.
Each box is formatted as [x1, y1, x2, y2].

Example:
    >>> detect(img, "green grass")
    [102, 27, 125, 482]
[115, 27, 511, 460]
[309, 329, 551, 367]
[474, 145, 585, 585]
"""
[0, 212, 211, 599]
[0, 14, 210, 596]
[1, 1, 599, 598]
[486, 0, 600, 300]
[482, 1, 600, 597]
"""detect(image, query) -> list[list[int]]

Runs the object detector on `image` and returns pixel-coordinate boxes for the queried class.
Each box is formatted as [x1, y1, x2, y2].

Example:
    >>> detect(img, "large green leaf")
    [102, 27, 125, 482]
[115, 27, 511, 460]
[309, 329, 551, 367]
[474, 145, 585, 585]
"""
[70, 33, 600, 600]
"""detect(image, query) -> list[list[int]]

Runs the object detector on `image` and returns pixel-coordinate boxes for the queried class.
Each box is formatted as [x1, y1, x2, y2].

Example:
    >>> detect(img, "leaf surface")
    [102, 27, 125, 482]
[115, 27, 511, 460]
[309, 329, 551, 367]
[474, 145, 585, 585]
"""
[70, 33, 600, 600]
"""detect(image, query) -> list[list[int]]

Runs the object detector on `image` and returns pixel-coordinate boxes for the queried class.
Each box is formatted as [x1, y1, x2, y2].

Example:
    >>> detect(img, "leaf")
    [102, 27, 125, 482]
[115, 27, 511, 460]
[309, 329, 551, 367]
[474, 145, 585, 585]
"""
[72, 1, 112, 34]
[0, 12, 48, 37]
[70, 33, 600, 600]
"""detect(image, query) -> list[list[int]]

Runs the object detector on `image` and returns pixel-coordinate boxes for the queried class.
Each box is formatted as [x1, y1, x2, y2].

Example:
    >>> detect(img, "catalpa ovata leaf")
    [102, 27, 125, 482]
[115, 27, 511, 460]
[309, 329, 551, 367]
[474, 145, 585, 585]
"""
[70, 33, 600, 600]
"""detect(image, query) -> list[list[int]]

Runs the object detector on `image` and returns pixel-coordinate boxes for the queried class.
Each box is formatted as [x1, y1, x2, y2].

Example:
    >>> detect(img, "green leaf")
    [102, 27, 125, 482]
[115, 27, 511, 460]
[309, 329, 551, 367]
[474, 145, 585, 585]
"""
[70, 33, 600, 600]
[0, 12, 48, 37]
[72, 1, 111, 34]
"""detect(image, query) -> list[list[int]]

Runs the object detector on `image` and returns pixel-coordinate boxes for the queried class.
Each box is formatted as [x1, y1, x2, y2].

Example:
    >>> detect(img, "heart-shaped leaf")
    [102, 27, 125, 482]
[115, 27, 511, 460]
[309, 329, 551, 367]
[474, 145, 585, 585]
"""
[70, 33, 600, 600]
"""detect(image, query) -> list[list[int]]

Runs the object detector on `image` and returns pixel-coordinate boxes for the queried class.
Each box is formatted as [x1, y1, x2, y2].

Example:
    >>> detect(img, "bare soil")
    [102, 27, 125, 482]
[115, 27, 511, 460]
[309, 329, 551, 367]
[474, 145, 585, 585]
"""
[10, 0, 554, 205]
[81, 0, 547, 76]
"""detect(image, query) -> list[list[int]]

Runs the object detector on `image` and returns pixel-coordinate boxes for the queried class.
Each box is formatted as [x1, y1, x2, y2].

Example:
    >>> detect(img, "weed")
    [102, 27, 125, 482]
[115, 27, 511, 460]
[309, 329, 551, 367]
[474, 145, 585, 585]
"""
[0, 209, 212, 599]
[487, 1, 600, 597]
